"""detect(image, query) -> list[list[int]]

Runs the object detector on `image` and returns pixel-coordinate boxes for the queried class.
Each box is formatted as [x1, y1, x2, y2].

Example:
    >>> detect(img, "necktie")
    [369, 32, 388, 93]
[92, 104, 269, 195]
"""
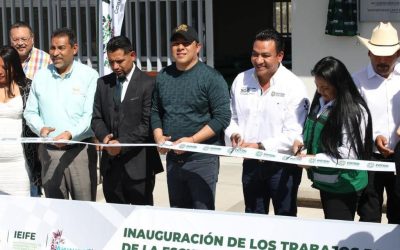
[114, 76, 126, 104]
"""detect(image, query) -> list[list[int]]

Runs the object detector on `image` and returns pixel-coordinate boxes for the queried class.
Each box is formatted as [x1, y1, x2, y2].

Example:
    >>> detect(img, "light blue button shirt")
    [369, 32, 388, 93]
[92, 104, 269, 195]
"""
[24, 60, 99, 141]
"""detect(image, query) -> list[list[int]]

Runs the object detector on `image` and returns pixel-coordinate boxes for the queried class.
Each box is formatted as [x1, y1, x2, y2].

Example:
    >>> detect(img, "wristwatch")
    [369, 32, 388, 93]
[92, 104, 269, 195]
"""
[257, 142, 265, 150]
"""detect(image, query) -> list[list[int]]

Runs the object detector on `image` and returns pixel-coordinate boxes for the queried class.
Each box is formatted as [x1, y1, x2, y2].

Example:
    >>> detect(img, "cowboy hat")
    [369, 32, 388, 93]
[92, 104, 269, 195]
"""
[358, 22, 400, 56]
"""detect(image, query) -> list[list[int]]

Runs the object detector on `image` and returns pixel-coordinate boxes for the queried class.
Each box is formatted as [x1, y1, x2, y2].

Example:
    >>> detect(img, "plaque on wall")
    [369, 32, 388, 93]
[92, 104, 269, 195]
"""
[360, 0, 400, 21]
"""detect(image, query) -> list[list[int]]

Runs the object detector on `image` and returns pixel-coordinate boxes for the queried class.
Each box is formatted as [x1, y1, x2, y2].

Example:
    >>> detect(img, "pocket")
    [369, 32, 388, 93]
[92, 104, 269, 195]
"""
[128, 96, 140, 101]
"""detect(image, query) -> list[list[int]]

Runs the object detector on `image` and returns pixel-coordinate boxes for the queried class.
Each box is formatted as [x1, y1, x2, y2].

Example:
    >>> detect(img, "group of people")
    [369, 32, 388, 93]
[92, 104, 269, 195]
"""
[228, 21, 400, 224]
[0, 20, 399, 225]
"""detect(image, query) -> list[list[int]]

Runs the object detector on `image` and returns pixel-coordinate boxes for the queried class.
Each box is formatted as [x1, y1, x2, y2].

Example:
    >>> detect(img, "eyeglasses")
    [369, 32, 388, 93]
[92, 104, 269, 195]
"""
[11, 37, 31, 43]
[171, 41, 194, 47]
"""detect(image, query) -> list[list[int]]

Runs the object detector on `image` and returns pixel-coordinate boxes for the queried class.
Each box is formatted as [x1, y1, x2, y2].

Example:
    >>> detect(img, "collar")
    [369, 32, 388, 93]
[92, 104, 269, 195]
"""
[252, 63, 283, 89]
[317, 97, 335, 116]
[22, 47, 37, 65]
[367, 61, 400, 80]
[115, 63, 136, 84]
[318, 97, 335, 108]
[121, 63, 135, 84]
[51, 59, 77, 79]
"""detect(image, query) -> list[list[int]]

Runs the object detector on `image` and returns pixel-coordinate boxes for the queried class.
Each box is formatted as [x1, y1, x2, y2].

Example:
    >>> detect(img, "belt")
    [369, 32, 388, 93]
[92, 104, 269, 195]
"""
[46, 137, 93, 151]
[244, 158, 270, 164]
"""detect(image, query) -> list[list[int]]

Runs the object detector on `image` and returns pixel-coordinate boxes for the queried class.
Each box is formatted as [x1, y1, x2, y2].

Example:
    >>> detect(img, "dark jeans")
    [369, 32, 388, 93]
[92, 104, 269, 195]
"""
[242, 159, 302, 216]
[166, 155, 219, 210]
[358, 153, 400, 224]
[320, 190, 361, 221]
[30, 184, 41, 197]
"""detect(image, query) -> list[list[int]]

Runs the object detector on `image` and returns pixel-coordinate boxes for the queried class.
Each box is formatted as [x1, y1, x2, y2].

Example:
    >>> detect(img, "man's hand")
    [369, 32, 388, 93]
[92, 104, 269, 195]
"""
[104, 140, 121, 156]
[100, 133, 114, 151]
[53, 131, 72, 148]
[230, 133, 243, 148]
[103, 134, 114, 144]
[375, 135, 394, 158]
[40, 127, 55, 137]
[173, 137, 195, 154]
[155, 135, 171, 155]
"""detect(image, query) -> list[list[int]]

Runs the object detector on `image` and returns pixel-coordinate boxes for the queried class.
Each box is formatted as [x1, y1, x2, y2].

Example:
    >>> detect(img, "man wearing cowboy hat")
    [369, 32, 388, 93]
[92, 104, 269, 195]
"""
[353, 22, 400, 224]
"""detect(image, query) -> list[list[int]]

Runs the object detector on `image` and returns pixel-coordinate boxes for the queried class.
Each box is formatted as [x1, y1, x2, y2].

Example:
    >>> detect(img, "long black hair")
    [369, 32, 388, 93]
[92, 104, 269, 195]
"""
[0, 46, 26, 98]
[310, 56, 373, 160]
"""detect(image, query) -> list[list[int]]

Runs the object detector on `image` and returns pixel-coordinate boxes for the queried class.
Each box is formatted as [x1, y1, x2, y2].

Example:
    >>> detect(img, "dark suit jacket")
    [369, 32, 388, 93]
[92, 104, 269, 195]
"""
[91, 67, 163, 180]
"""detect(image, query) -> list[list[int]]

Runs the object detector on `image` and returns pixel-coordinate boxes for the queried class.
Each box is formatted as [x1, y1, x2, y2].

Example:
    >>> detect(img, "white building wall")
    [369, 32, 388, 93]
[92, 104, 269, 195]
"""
[292, 0, 400, 98]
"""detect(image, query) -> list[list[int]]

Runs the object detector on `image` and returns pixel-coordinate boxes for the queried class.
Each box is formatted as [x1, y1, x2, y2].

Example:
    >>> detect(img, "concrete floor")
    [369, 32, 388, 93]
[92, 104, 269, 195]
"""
[153, 156, 388, 223]
[97, 156, 388, 223]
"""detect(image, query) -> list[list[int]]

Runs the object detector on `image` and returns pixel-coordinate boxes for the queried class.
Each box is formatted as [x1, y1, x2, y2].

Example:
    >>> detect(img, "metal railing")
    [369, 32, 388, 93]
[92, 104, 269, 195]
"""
[0, 0, 214, 73]
[117, 0, 213, 72]
[273, 0, 291, 38]
[273, 0, 292, 68]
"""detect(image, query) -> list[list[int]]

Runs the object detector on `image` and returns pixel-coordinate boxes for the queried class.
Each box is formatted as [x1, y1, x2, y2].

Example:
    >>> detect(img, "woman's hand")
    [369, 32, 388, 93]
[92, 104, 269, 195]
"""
[292, 139, 304, 156]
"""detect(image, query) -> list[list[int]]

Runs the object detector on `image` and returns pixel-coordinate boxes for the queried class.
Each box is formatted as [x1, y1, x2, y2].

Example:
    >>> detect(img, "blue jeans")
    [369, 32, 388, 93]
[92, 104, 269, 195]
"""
[242, 159, 302, 215]
[166, 155, 219, 210]
[30, 184, 41, 197]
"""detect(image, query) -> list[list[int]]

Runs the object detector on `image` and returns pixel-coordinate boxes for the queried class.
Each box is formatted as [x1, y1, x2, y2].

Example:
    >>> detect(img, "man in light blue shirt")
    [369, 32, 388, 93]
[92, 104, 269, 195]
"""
[24, 27, 98, 201]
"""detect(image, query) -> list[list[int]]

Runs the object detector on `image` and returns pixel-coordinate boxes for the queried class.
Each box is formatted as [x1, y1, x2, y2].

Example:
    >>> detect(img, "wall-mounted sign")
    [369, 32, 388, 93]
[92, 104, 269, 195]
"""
[360, 0, 400, 21]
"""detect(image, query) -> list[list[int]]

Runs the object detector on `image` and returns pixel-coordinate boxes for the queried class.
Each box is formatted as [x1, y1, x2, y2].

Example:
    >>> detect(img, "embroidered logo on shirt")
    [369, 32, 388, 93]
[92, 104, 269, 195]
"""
[304, 99, 310, 111]
[240, 87, 257, 95]
[271, 91, 285, 97]
[72, 87, 81, 95]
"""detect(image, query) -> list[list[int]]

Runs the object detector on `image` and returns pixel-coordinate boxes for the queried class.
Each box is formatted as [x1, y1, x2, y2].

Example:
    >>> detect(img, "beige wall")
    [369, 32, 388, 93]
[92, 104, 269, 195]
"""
[291, 0, 400, 99]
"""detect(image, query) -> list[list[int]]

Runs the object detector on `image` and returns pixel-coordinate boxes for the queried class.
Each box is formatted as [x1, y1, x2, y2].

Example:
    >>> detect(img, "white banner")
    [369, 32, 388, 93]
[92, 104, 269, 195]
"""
[0, 195, 398, 250]
[1, 137, 395, 173]
[101, 0, 127, 75]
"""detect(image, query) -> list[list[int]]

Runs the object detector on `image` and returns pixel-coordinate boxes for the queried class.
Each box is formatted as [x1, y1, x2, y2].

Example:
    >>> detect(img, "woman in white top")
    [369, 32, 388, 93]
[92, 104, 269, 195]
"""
[0, 46, 31, 196]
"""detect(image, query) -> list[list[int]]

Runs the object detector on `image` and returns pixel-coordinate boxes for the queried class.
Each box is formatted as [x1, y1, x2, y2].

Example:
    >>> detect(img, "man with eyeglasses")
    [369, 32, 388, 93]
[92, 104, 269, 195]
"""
[9, 21, 52, 198]
[9, 22, 51, 81]
[151, 24, 231, 210]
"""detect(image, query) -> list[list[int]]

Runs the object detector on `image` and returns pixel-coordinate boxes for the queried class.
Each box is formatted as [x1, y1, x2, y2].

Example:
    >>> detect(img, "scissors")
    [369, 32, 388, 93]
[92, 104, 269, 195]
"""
[294, 145, 304, 156]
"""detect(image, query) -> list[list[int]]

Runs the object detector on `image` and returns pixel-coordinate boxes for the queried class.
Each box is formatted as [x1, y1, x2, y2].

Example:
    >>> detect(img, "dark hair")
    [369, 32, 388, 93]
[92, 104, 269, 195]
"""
[106, 36, 134, 54]
[0, 46, 26, 98]
[9, 21, 33, 37]
[254, 28, 285, 53]
[51, 27, 76, 47]
[310, 56, 373, 160]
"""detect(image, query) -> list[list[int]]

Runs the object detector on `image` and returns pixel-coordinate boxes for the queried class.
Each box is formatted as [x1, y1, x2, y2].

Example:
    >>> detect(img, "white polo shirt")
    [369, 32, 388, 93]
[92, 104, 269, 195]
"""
[353, 62, 400, 152]
[225, 64, 309, 154]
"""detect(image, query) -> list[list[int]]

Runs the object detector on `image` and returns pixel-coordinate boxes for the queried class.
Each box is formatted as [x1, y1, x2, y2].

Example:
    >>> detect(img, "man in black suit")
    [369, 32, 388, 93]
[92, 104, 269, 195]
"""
[91, 36, 163, 205]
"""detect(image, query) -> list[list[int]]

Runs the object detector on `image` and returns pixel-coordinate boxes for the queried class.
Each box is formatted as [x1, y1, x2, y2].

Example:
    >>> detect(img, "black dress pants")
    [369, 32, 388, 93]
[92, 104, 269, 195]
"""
[320, 190, 361, 221]
[102, 162, 155, 205]
[357, 152, 400, 224]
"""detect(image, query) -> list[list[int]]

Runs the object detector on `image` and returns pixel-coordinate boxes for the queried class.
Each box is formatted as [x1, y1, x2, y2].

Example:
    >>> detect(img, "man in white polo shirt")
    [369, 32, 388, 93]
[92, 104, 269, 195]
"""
[354, 22, 400, 224]
[225, 28, 309, 216]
